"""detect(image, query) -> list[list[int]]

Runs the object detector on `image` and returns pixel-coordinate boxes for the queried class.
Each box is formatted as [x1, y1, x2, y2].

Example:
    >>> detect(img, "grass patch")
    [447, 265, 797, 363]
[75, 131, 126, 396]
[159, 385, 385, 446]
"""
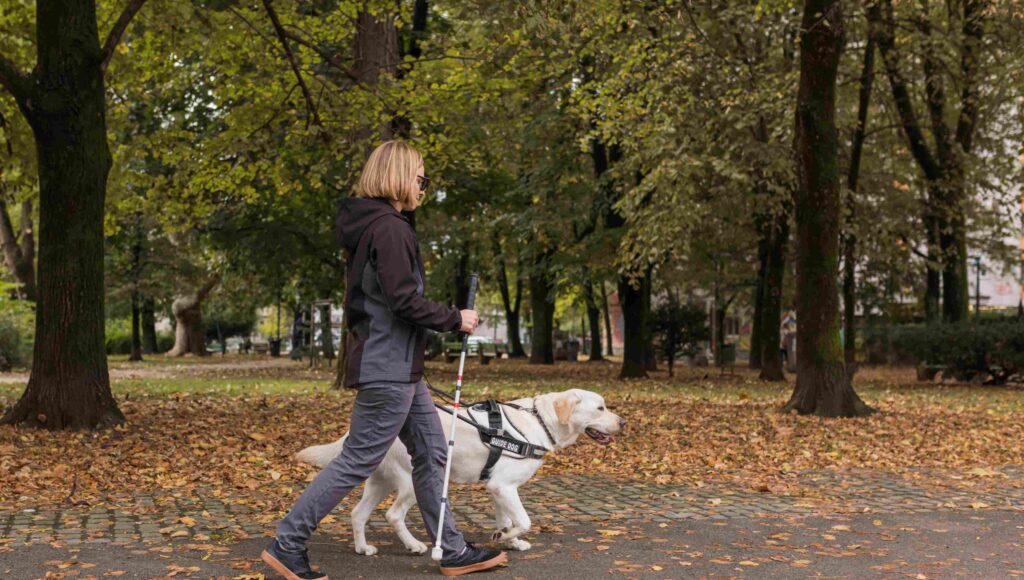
[112, 377, 327, 397]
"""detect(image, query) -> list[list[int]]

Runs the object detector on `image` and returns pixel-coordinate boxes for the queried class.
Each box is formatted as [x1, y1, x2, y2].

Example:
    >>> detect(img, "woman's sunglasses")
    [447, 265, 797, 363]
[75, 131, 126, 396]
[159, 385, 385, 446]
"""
[417, 175, 430, 192]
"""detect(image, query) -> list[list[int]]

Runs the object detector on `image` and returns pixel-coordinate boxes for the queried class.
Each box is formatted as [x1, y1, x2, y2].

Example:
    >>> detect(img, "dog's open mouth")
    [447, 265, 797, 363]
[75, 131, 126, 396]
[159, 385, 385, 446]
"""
[586, 427, 614, 445]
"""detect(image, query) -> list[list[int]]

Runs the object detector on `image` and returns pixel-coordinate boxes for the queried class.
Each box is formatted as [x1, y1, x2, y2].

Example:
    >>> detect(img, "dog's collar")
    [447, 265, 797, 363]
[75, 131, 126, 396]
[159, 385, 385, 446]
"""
[529, 397, 559, 448]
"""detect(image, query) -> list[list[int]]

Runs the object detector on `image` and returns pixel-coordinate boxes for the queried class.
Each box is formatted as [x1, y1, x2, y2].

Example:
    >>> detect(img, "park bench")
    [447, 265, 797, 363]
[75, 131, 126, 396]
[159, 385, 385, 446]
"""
[444, 341, 497, 364]
[916, 364, 946, 382]
[444, 341, 465, 363]
[478, 342, 497, 365]
[252, 342, 269, 355]
[495, 343, 508, 359]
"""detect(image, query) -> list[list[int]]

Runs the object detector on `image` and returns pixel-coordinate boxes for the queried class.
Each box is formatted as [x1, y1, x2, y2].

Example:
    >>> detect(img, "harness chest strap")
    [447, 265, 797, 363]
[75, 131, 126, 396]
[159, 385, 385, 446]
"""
[433, 399, 549, 480]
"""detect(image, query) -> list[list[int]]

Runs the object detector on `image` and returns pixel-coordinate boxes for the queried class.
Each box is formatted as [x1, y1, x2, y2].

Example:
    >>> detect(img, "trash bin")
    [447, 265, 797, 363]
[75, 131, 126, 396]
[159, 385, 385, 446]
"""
[718, 343, 736, 366]
[269, 339, 282, 358]
[565, 340, 580, 362]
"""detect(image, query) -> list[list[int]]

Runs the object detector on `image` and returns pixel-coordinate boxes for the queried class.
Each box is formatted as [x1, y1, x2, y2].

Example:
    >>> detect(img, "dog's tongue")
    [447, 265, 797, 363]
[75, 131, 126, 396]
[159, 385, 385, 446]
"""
[587, 428, 614, 445]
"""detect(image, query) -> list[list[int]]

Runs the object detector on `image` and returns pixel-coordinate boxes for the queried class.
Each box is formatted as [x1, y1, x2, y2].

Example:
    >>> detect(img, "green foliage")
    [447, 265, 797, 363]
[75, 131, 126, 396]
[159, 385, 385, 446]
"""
[0, 288, 34, 368]
[651, 299, 709, 361]
[885, 321, 1024, 383]
[105, 318, 173, 355]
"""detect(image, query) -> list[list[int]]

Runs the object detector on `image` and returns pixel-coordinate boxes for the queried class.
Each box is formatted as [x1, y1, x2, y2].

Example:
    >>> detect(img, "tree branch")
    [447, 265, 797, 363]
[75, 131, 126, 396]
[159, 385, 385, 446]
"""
[260, 0, 328, 141]
[871, 0, 942, 180]
[281, 28, 358, 83]
[955, 0, 984, 152]
[0, 55, 31, 103]
[915, 11, 952, 165]
[101, 0, 149, 73]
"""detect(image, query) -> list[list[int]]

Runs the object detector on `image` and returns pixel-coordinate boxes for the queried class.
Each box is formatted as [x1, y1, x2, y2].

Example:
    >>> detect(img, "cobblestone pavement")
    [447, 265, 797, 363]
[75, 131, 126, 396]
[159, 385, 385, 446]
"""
[2, 465, 1023, 549]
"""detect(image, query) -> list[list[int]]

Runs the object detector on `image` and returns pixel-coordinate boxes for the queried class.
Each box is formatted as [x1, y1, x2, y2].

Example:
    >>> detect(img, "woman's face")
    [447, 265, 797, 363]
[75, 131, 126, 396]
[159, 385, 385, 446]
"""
[409, 162, 426, 211]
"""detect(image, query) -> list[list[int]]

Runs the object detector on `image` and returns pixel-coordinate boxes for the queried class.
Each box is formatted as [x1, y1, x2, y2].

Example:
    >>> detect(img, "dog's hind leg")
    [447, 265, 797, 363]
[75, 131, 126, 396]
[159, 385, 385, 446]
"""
[488, 484, 532, 550]
[352, 472, 391, 556]
[387, 481, 428, 554]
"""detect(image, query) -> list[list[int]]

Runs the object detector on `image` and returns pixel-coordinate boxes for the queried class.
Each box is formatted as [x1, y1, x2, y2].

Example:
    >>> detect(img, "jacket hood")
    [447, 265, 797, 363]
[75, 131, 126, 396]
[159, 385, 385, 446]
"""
[336, 197, 404, 253]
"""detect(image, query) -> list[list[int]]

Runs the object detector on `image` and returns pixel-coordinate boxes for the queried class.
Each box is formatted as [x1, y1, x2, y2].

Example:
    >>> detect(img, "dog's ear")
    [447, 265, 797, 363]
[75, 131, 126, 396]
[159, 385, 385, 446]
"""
[553, 393, 579, 425]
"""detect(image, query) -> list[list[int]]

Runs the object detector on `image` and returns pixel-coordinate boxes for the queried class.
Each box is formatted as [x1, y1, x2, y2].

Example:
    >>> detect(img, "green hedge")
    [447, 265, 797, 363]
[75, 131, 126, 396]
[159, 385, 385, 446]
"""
[105, 318, 174, 355]
[0, 293, 34, 369]
[884, 320, 1024, 383]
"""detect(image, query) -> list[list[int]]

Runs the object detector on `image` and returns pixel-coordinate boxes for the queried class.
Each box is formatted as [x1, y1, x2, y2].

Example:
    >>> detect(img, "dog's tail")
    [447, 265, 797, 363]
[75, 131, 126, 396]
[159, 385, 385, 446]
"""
[294, 434, 347, 467]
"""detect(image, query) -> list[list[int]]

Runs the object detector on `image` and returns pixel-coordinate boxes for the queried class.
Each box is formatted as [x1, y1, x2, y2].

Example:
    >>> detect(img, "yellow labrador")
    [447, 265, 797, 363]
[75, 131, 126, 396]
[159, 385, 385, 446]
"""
[295, 388, 625, 553]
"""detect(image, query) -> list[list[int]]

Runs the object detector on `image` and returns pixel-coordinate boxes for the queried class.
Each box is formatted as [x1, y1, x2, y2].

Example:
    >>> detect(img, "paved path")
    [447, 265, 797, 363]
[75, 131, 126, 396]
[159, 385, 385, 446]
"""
[4, 467, 1023, 546]
[2, 466, 1023, 577]
[4, 512, 1022, 578]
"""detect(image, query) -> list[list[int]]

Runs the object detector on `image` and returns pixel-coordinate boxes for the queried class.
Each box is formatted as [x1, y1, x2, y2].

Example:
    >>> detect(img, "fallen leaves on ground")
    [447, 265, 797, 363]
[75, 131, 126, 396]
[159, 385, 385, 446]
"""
[1, 358, 1022, 529]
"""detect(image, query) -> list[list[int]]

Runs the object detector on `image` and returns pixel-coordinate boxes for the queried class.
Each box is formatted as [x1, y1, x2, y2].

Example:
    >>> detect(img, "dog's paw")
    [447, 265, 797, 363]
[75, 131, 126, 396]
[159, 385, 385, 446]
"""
[491, 526, 521, 542]
[406, 540, 428, 554]
[355, 544, 378, 556]
[507, 538, 531, 551]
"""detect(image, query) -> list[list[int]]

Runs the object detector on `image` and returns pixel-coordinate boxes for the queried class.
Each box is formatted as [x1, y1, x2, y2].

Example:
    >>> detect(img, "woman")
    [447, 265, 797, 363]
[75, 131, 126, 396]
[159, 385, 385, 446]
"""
[263, 141, 508, 579]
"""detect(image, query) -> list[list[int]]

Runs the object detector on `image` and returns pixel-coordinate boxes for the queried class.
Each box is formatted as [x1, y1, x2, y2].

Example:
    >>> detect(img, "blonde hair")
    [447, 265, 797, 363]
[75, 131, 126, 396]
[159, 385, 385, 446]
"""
[354, 140, 424, 210]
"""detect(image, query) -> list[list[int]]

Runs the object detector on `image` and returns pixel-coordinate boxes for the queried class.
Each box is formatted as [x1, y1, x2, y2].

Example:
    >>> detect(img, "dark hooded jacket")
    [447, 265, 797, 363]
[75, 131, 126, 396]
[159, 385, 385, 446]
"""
[337, 196, 461, 387]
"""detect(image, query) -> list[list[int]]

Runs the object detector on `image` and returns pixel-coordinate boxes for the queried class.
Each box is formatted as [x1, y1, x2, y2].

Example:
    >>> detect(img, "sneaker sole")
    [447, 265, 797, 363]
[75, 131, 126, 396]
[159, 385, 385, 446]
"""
[261, 549, 329, 580]
[439, 551, 508, 576]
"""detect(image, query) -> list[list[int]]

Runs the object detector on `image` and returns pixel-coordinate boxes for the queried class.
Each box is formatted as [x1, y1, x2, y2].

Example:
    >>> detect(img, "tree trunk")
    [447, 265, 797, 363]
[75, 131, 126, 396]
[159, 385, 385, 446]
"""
[0, 0, 142, 428]
[923, 205, 942, 323]
[618, 275, 648, 378]
[129, 291, 143, 362]
[141, 294, 157, 354]
[783, 0, 872, 417]
[528, 255, 555, 365]
[843, 32, 875, 368]
[453, 241, 470, 311]
[291, 306, 306, 360]
[872, 0, 981, 325]
[940, 207, 969, 322]
[940, 0, 983, 323]
[583, 277, 603, 361]
[759, 214, 788, 381]
[493, 230, 526, 357]
[354, 8, 399, 143]
[166, 277, 219, 357]
[319, 303, 335, 361]
[749, 114, 772, 371]
[392, 0, 428, 138]
[602, 281, 614, 356]
[0, 198, 37, 301]
[749, 240, 767, 370]
[641, 266, 656, 371]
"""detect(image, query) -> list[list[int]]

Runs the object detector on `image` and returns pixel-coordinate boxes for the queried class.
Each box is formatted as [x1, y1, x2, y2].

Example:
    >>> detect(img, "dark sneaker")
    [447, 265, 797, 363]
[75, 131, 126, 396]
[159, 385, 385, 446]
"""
[261, 538, 328, 580]
[439, 542, 508, 576]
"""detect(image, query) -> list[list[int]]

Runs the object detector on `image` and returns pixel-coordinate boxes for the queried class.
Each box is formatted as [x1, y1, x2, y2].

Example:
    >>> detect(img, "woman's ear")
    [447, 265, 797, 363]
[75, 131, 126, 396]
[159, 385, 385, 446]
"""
[553, 392, 580, 425]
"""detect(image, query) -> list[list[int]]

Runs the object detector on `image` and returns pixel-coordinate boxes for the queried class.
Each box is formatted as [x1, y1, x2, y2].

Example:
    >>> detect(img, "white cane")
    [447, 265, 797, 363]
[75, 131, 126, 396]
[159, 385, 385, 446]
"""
[431, 272, 478, 562]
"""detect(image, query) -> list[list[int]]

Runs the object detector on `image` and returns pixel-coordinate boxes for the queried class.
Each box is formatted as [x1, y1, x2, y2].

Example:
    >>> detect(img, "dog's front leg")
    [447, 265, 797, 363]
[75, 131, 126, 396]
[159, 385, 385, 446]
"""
[488, 484, 532, 550]
[492, 500, 532, 550]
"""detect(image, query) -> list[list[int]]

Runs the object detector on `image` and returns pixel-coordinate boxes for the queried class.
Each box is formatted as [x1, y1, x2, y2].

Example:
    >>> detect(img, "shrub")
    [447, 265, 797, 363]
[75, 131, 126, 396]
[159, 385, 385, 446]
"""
[652, 300, 710, 375]
[888, 320, 1024, 383]
[0, 290, 34, 369]
[105, 318, 174, 355]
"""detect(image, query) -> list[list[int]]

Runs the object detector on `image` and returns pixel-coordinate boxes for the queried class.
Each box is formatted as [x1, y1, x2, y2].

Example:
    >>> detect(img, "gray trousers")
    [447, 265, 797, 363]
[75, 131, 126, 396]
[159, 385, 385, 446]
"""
[276, 379, 467, 555]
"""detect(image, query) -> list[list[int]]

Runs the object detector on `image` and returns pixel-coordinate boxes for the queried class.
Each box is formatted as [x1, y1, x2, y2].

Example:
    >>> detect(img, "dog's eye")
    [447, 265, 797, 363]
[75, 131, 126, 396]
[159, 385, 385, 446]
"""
[598, 406, 605, 411]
